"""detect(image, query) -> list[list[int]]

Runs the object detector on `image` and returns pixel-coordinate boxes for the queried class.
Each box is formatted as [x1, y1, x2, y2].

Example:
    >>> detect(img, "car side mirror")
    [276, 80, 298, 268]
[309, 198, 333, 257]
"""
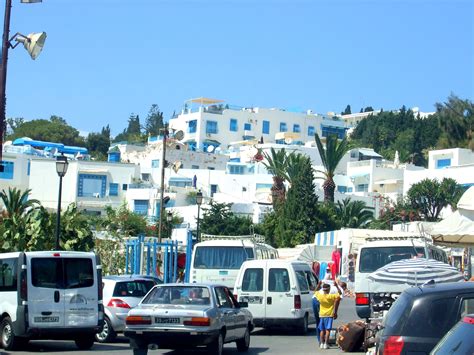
[238, 301, 248, 308]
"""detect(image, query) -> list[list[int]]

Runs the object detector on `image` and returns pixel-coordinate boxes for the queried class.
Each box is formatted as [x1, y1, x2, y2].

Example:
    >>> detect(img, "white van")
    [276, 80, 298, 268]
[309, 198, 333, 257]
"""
[0, 251, 104, 350]
[354, 237, 448, 319]
[234, 260, 317, 333]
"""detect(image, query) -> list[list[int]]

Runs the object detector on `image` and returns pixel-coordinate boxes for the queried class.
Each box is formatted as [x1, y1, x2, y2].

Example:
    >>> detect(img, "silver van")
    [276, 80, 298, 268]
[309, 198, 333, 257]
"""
[0, 251, 104, 350]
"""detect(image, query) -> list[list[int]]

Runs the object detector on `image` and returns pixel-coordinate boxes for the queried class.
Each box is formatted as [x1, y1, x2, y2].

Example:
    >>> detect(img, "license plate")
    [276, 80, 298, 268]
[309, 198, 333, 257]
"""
[34, 316, 59, 323]
[155, 317, 180, 324]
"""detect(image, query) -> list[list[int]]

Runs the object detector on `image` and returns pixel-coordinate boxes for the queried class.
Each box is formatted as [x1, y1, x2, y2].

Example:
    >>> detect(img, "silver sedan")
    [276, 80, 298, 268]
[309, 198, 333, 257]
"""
[124, 283, 254, 355]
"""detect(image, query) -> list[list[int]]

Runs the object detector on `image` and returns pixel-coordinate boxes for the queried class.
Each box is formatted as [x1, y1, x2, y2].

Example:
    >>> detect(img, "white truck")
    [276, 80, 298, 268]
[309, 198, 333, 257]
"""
[354, 236, 448, 319]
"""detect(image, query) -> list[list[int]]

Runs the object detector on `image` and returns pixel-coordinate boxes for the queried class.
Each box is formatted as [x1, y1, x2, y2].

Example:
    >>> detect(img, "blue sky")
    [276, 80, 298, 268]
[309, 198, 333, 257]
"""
[5, 0, 473, 136]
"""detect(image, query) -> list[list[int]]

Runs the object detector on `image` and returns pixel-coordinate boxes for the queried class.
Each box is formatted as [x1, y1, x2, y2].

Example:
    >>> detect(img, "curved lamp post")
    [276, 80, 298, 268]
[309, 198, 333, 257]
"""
[55, 155, 68, 250]
[196, 190, 203, 243]
[0, 0, 46, 167]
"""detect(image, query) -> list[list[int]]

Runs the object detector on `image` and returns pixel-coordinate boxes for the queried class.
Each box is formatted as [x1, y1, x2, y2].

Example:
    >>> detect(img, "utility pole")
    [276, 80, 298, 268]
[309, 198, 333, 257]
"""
[157, 124, 168, 243]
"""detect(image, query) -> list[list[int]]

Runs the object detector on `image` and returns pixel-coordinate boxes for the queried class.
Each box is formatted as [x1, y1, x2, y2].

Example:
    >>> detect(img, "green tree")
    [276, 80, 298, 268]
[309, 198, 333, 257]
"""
[334, 198, 374, 228]
[435, 94, 474, 150]
[113, 114, 144, 143]
[314, 133, 352, 202]
[406, 178, 464, 221]
[86, 126, 111, 160]
[275, 155, 320, 246]
[262, 148, 290, 208]
[6, 116, 85, 147]
[54, 203, 94, 251]
[145, 104, 164, 137]
[200, 201, 253, 236]
[341, 105, 351, 115]
[0, 187, 40, 218]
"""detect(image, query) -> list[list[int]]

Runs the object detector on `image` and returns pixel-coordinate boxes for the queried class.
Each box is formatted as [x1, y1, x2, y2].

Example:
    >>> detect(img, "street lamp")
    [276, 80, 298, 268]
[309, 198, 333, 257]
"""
[55, 155, 68, 250]
[0, 0, 46, 168]
[196, 190, 203, 243]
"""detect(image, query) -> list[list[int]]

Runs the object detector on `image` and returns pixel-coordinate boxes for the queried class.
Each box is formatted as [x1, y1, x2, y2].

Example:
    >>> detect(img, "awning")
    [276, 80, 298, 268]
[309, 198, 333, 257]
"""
[229, 139, 258, 146]
[374, 179, 402, 185]
[186, 97, 224, 105]
[274, 132, 301, 140]
[358, 148, 382, 157]
[13, 137, 64, 149]
[169, 177, 192, 182]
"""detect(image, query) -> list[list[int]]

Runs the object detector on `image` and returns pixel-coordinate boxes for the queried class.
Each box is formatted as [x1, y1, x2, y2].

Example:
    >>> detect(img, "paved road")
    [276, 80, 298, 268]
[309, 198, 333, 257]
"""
[3, 298, 364, 355]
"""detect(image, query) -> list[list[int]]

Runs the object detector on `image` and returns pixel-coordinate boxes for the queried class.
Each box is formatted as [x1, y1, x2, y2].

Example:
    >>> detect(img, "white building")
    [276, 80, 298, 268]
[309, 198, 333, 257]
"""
[168, 97, 348, 153]
[29, 159, 139, 215]
[404, 148, 474, 195]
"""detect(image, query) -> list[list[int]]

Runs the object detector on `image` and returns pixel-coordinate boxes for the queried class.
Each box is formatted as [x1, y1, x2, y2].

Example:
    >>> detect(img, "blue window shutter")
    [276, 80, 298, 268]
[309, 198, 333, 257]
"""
[109, 183, 119, 196]
[262, 120, 270, 134]
[0, 161, 14, 180]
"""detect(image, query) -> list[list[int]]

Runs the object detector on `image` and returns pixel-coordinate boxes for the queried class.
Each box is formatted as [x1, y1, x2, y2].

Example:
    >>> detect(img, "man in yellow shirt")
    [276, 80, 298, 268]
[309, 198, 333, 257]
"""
[315, 281, 341, 349]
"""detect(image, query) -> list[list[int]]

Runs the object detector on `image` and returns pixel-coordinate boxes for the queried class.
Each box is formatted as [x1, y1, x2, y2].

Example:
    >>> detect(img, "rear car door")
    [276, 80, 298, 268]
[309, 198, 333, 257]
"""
[28, 256, 65, 328]
[238, 267, 265, 319]
[294, 269, 311, 316]
[215, 286, 238, 340]
[63, 256, 98, 327]
[266, 268, 292, 319]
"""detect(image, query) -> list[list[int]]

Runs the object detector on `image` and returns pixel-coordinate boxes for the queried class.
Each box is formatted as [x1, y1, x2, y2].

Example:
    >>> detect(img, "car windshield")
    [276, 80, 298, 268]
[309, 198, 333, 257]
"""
[193, 246, 250, 269]
[142, 286, 211, 305]
[432, 320, 474, 354]
[359, 246, 425, 272]
[112, 280, 156, 298]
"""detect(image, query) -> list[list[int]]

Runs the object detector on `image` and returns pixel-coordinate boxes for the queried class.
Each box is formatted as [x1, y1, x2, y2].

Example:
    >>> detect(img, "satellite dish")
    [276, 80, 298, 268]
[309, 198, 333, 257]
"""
[14, 32, 47, 60]
[215, 147, 221, 153]
[207, 145, 215, 153]
[172, 161, 182, 173]
[174, 130, 184, 141]
[284, 137, 293, 144]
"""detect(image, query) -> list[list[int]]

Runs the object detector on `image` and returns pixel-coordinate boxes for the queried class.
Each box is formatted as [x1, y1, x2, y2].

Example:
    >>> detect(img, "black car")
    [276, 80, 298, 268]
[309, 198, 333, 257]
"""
[376, 281, 474, 355]
[431, 314, 474, 354]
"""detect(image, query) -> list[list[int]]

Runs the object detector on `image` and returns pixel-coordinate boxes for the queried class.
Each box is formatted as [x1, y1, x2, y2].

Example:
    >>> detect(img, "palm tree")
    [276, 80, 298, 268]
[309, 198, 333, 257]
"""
[285, 153, 312, 187]
[0, 188, 40, 218]
[335, 198, 374, 228]
[262, 148, 290, 207]
[314, 133, 352, 202]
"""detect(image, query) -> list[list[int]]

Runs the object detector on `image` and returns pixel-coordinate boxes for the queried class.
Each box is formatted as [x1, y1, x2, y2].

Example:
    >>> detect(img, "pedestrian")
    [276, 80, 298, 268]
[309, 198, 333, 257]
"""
[312, 292, 321, 344]
[315, 280, 342, 349]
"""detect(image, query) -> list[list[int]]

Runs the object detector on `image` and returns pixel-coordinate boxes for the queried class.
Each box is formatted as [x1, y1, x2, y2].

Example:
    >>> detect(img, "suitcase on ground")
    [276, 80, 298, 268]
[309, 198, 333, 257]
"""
[337, 321, 366, 352]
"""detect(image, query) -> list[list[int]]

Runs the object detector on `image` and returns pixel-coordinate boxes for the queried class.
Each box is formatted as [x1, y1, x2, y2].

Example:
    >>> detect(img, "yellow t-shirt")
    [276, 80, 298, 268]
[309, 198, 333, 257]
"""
[315, 292, 340, 317]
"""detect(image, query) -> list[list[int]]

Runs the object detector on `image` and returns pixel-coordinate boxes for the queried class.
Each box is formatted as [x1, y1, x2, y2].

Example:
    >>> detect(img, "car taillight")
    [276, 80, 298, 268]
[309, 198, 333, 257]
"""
[126, 316, 152, 325]
[383, 336, 404, 355]
[234, 294, 238, 301]
[294, 295, 301, 309]
[107, 298, 131, 308]
[463, 316, 474, 324]
[356, 293, 370, 305]
[183, 317, 210, 326]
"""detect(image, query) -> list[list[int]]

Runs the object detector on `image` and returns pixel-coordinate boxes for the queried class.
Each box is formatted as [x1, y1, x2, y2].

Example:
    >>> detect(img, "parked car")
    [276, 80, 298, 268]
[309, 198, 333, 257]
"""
[376, 281, 474, 355]
[234, 259, 318, 333]
[95, 275, 158, 343]
[0, 251, 103, 350]
[431, 314, 474, 354]
[124, 283, 254, 355]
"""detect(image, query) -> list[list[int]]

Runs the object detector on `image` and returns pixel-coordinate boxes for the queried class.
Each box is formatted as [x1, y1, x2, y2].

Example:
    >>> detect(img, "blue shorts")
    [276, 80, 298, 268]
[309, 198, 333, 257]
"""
[319, 317, 333, 331]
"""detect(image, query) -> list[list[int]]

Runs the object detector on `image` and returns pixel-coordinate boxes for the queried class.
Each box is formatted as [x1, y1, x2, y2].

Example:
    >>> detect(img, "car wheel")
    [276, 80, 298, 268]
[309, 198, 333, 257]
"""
[1, 317, 26, 350]
[95, 317, 117, 343]
[236, 327, 250, 352]
[299, 314, 309, 335]
[207, 332, 224, 355]
[74, 335, 95, 350]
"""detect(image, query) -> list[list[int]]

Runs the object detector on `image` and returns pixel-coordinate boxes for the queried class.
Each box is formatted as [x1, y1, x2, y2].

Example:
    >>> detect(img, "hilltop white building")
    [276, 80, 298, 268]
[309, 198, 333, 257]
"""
[168, 97, 348, 153]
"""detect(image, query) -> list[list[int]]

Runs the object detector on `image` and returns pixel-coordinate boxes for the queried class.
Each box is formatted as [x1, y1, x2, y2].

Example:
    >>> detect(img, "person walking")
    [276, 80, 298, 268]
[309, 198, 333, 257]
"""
[315, 280, 342, 349]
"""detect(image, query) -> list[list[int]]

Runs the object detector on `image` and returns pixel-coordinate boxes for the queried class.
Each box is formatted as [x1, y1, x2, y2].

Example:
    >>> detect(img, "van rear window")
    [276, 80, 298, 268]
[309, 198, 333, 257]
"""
[268, 268, 290, 292]
[32, 258, 93, 289]
[359, 246, 425, 272]
[0, 258, 17, 291]
[241, 268, 263, 292]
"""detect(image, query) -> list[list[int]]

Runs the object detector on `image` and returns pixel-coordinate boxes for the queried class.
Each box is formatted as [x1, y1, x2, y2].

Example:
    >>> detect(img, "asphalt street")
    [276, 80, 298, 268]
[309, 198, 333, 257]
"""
[2, 297, 364, 355]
